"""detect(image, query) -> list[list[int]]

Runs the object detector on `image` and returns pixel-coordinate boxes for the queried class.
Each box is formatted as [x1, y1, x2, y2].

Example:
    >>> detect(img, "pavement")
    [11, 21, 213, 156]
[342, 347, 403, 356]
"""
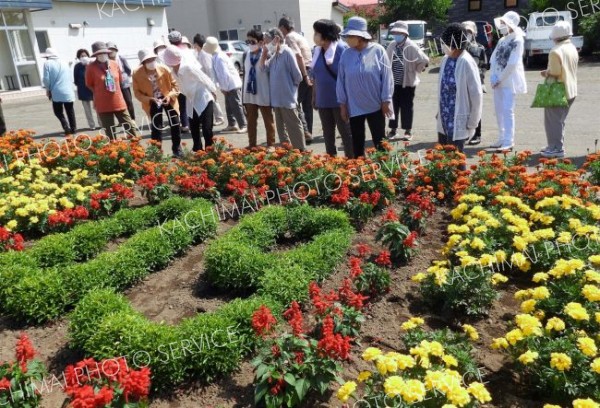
[2, 61, 599, 167]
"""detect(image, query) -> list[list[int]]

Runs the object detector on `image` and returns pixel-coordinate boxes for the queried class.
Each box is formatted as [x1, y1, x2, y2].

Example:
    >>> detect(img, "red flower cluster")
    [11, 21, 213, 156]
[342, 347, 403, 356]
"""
[136, 174, 168, 191]
[339, 278, 369, 310]
[356, 243, 370, 258]
[375, 250, 392, 267]
[90, 184, 134, 210]
[0, 377, 11, 391]
[359, 190, 381, 206]
[349, 256, 363, 279]
[317, 316, 352, 360]
[283, 301, 304, 337]
[176, 173, 216, 196]
[331, 185, 351, 205]
[383, 208, 399, 222]
[406, 193, 436, 216]
[0, 226, 24, 251]
[48, 206, 89, 229]
[64, 357, 150, 408]
[15, 333, 35, 371]
[251, 305, 277, 337]
[268, 377, 285, 395]
[403, 231, 418, 248]
[309, 282, 340, 315]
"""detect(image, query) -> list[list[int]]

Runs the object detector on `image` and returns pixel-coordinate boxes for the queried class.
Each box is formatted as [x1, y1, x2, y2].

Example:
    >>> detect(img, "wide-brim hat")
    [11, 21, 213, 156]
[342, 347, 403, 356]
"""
[106, 41, 118, 51]
[153, 39, 167, 52]
[181, 36, 192, 46]
[138, 48, 156, 64]
[499, 11, 521, 32]
[341, 16, 372, 40]
[203, 36, 220, 54]
[462, 21, 477, 35]
[91, 41, 110, 56]
[550, 20, 573, 40]
[162, 45, 182, 66]
[41, 47, 59, 59]
[390, 21, 409, 35]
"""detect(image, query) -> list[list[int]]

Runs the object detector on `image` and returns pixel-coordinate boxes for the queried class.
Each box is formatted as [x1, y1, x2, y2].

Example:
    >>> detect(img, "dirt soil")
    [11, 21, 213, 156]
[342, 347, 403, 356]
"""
[0, 204, 541, 408]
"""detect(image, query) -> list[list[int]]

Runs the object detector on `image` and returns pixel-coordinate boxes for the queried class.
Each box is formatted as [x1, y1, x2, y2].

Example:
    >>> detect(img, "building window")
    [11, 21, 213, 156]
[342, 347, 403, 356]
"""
[505, 0, 518, 7]
[468, 0, 481, 11]
[219, 29, 239, 41]
[228, 29, 238, 40]
[35, 31, 49, 53]
[253, 24, 262, 31]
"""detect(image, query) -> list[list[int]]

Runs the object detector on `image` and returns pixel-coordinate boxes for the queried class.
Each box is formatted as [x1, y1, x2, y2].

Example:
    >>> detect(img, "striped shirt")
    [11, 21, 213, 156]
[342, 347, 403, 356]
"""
[391, 44, 405, 85]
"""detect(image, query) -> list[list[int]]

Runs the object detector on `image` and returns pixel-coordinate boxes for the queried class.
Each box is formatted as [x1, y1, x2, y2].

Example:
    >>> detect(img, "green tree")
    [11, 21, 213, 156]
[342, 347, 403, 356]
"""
[381, 0, 452, 28]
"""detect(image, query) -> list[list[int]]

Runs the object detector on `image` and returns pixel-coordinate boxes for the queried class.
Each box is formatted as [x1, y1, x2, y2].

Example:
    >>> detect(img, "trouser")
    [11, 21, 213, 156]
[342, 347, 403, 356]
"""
[150, 103, 181, 154]
[274, 107, 305, 150]
[0, 102, 6, 136]
[214, 100, 225, 122]
[438, 133, 466, 171]
[493, 87, 516, 146]
[319, 107, 353, 158]
[544, 97, 575, 152]
[474, 119, 482, 138]
[389, 85, 415, 131]
[81, 100, 97, 129]
[98, 110, 140, 140]
[245, 103, 275, 147]
[297, 76, 313, 134]
[121, 87, 136, 121]
[224, 88, 247, 128]
[178, 94, 189, 128]
[190, 101, 214, 151]
[349, 110, 386, 158]
[52, 101, 76, 134]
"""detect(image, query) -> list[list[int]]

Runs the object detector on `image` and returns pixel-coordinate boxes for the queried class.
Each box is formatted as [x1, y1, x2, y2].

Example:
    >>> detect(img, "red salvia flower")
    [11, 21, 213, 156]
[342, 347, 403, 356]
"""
[383, 208, 399, 222]
[282, 301, 304, 337]
[375, 250, 392, 267]
[317, 316, 352, 360]
[251, 305, 277, 337]
[15, 333, 35, 364]
[356, 243, 370, 258]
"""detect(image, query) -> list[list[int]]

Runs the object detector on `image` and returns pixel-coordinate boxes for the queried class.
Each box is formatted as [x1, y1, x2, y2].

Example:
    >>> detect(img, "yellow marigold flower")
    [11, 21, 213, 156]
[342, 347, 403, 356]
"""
[511, 253, 532, 272]
[578, 337, 597, 357]
[419, 356, 431, 369]
[485, 218, 501, 228]
[564, 302, 590, 321]
[573, 399, 600, 408]
[585, 270, 600, 284]
[491, 273, 509, 285]
[491, 338, 509, 349]
[515, 314, 542, 336]
[557, 231, 572, 243]
[531, 286, 550, 300]
[533, 228, 556, 240]
[591, 358, 600, 374]
[583, 285, 600, 302]
[596, 312, 600, 324]
[462, 324, 479, 341]
[589, 255, 600, 267]
[518, 350, 539, 364]
[543, 405, 562, 408]
[442, 405, 458, 408]
[401, 379, 426, 403]
[6, 220, 17, 230]
[383, 376, 405, 398]
[546, 317, 566, 331]
[394, 354, 416, 370]
[470, 237, 486, 251]
[550, 259, 586, 278]
[15, 207, 28, 217]
[357, 371, 371, 382]
[442, 354, 459, 367]
[401, 317, 424, 330]
[376, 355, 397, 375]
[515, 289, 531, 300]
[513, 236, 528, 252]
[336, 381, 357, 402]
[495, 250, 507, 263]
[447, 386, 471, 406]
[362, 347, 382, 362]
[29, 216, 39, 224]
[506, 329, 525, 346]
[550, 352, 572, 371]
[479, 254, 496, 267]
[460, 256, 478, 267]
[521, 299, 537, 314]
[532, 272, 549, 283]
[429, 341, 445, 357]
[467, 382, 492, 403]
[474, 225, 488, 234]
[412, 273, 427, 283]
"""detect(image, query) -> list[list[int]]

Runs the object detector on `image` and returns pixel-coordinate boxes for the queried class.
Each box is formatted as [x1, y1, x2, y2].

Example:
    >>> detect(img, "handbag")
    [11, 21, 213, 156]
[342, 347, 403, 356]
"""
[531, 78, 568, 108]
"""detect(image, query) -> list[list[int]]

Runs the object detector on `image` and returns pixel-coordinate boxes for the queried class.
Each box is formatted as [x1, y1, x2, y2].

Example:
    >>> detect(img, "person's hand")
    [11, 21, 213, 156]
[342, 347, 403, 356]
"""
[541, 70, 548, 78]
[162, 97, 171, 106]
[153, 97, 163, 106]
[305, 76, 313, 87]
[340, 104, 349, 123]
[382, 101, 392, 118]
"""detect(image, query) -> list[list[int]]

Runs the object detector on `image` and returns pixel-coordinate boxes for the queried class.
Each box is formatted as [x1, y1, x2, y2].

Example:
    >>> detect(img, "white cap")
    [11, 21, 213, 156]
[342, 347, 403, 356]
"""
[42, 47, 59, 59]
[550, 20, 573, 40]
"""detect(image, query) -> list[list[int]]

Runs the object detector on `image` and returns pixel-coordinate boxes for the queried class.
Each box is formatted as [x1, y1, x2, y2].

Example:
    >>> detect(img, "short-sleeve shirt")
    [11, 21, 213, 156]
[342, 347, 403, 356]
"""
[285, 31, 312, 67]
[440, 58, 458, 138]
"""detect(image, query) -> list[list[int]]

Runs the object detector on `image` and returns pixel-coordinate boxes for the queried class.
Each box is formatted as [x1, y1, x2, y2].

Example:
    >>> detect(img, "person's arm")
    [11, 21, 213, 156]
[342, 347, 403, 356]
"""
[43, 63, 50, 90]
[415, 45, 430, 72]
[213, 55, 226, 91]
[132, 72, 153, 105]
[496, 37, 524, 86]
[542, 51, 562, 79]
[336, 54, 349, 122]
[289, 51, 303, 86]
[85, 64, 93, 90]
[192, 64, 217, 94]
[380, 49, 394, 105]
[466, 59, 483, 129]
[166, 69, 180, 102]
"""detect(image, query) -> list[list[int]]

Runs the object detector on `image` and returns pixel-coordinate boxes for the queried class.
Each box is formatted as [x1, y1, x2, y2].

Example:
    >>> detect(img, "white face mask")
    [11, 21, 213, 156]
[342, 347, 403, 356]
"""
[96, 54, 109, 63]
[466, 33, 474, 42]
[498, 25, 509, 36]
[249, 44, 259, 52]
[145, 61, 157, 70]
[109, 51, 117, 59]
[80, 56, 90, 65]
[267, 43, 276, 54]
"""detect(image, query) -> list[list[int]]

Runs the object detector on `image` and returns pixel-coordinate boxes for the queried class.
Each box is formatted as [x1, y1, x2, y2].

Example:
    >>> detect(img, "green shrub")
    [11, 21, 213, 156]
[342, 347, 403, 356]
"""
[69, 222, 114, 261]
[259, 262, 315, 307]
[68, 289, 134, 349]
[154, 196, 196, 220]
[100, 247, 148, 289]
[29, 233, 76, 267]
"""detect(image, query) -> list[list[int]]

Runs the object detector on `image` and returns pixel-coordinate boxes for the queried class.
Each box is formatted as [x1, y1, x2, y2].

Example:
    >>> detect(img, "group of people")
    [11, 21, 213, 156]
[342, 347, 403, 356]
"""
[37, 11, 579, 160]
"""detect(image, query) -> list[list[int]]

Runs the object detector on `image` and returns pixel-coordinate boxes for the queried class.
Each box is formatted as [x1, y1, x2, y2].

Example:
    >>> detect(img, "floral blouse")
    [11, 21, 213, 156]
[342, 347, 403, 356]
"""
[440, 58, 458, 137]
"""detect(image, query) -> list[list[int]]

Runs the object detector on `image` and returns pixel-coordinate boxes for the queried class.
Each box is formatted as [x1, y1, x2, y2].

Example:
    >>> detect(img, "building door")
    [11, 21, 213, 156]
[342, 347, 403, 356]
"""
[0, 10, 41, 91]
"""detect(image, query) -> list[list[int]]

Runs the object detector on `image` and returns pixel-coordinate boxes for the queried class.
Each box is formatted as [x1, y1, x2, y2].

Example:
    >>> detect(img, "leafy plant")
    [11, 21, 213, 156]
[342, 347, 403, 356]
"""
[376, 221, 418, 263]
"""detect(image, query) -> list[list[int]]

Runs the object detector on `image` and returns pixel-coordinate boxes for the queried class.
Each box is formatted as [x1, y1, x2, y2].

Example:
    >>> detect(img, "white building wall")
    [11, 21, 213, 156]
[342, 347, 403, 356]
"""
[166, 0, 213, 39]
[30, 2, 169, 73]
[298, 0, 339, 46]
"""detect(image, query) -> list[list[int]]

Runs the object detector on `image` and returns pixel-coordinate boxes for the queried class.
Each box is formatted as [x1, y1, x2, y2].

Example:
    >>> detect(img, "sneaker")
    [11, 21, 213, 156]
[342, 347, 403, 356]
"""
[489, 140, 503, 149]
[540, 149, 565, 158]
[467, 135, 481, 145]
[539, 146, 553, 154]
[305, 132, 313, 145]
[400, 131, 413, 141]
[214, 119, 225, 126]
[172, 150, 184, 159]
[495, 145, 514, 152]
[387, 129, 398, 139]
[222, 125, 240, 132]
[237, 127, 248, 134]
[181, 126, 190, 133]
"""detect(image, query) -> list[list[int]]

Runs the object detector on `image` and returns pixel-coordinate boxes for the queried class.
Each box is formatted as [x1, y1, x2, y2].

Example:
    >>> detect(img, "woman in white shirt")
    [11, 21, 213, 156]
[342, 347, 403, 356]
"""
[162, 45, 217, 151]
[489, 11, 527, 151]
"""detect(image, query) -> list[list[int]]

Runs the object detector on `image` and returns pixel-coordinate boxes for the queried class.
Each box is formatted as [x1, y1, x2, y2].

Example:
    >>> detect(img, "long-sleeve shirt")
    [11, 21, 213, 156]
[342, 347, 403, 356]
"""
[264, 45, 302, 109]
[547, 39, 578, 100]
[243, 50, 270, 106]
[73, 62, 93, 101]
[336, 43, 393, 117]
[490, 32, 527, 94]
[212, 51, 242, 92]
[197, 49, 214, 79]
[43, 59, 75, 103]
[172, 60, 216, 116]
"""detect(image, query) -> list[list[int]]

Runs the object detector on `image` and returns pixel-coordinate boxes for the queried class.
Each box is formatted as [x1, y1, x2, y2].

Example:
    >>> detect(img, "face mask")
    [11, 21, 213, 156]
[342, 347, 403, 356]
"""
[267, 43, 276, 54]
[145, 61, 157, 70]
[109, 51, 117, 59]
[466, 33, 474, 42]
[80, 56, 90, 64]
[249, 44, 259, 52]
[393, 34, 406, 43]
[97, 54, 109, 63]
[498, 25, 509, 36]
[313, 33, 323, 46]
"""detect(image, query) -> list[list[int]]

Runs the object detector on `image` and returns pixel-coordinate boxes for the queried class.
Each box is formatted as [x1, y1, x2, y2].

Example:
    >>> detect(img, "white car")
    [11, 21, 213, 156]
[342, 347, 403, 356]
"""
[218, 40, 248, 74]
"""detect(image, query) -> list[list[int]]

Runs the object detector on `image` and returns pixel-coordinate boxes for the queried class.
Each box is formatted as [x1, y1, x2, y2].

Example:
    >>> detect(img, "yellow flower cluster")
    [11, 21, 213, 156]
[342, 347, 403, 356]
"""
[401, 316, 425, 331]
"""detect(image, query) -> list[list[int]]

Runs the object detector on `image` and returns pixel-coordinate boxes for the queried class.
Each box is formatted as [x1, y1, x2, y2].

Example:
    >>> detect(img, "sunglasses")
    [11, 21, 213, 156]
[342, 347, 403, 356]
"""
[246, 39, 258, 45]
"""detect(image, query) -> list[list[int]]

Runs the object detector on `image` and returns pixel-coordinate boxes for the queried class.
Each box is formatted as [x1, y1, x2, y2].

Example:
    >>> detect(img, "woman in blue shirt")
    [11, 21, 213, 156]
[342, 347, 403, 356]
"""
[337, 17, 394, 158]
[311, 19, 353, 158]
[73, 49, 97, 130]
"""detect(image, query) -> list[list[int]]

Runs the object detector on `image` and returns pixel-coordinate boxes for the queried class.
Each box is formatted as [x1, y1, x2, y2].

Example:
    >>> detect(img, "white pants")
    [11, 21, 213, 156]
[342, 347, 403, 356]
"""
[493, 87, 516, 146]
[81, 100, 97, 129]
